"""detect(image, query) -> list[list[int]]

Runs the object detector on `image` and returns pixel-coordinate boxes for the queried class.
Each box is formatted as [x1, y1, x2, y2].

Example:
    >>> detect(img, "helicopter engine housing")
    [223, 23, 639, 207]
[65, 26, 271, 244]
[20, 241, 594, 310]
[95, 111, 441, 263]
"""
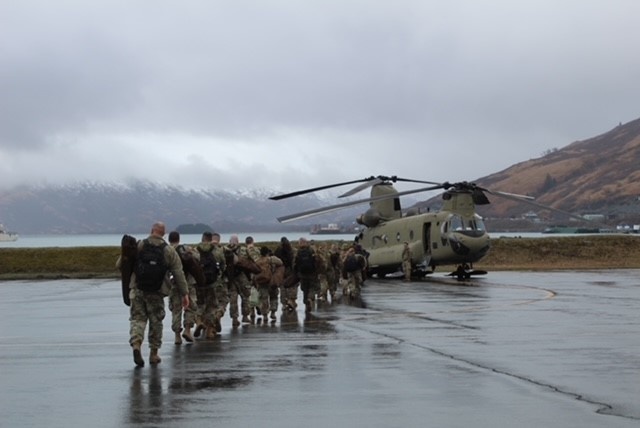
[357, 208, 382, 227]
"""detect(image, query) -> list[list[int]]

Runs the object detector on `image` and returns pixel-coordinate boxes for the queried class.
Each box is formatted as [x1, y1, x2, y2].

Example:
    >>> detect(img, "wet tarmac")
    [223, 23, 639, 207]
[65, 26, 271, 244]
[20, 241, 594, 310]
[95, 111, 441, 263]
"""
[0, 270, 638, 427]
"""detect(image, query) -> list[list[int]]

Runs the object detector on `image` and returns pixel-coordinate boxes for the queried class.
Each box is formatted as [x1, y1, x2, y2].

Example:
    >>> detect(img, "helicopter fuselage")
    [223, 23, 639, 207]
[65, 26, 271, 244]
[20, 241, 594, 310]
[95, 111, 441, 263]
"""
[358, 196, 491, 277]
[272, 175, 582, 279]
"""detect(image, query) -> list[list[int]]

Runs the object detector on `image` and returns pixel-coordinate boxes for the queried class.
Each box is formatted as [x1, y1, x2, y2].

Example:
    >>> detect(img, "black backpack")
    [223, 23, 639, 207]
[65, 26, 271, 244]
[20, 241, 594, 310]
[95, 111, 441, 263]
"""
[135, 239, 168, 291]
[344, 254, 361, 273]
[295, 247, 316, 274]
[198, 247, 219, 284]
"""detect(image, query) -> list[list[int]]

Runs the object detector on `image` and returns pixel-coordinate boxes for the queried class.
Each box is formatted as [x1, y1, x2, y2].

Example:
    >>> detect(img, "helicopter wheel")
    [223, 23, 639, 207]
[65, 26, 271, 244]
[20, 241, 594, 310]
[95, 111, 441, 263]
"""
[453, 264, 471, 281]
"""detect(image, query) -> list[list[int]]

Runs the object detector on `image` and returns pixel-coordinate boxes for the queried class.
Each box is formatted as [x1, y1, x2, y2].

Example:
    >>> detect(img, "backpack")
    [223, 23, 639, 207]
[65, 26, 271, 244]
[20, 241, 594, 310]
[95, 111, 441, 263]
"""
[198, 247, 219, 284]
[254, 257, 273, 286]
[295, 247, 316, 274]
[135, 239, 168, 292]
[176, 245, 206, 287]
[344, 254, 361, 273]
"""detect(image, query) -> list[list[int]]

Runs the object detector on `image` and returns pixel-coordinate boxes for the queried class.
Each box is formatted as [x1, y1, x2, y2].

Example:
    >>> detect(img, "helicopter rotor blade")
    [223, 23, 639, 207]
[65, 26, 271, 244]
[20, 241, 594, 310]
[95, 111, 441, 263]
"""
[338, 177, 385, 198]
[278, 183, 445, 223]
[484, 189, 607, 227]
[338, 176, 443, 198]
[269, 177, 376, 201]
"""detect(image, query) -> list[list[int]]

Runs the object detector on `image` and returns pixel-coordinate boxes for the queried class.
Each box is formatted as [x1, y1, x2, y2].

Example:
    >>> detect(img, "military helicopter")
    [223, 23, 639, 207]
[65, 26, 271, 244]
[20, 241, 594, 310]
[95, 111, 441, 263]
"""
[270, 175, 589, 279]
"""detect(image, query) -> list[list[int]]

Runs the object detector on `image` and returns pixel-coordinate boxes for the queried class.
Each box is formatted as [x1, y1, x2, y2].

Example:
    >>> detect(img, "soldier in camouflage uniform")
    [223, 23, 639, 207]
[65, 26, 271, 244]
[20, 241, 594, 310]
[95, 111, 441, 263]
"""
[125, 222, 189, 367]
[167, 231, 199, 345]
[328, 243, 341, 301]
[315, 242, 330, 302]
[225, 235, 259, 325]
[294, 238, 320, 313]
[274, 237, 297, 311]
[254, 246, 284, 322]
[244, 236, 261, 322]
[193, 232, 225, 339]
[342, 245, 366, 299]
[209, 233, 228, 336]
[402, 241, 412, 282]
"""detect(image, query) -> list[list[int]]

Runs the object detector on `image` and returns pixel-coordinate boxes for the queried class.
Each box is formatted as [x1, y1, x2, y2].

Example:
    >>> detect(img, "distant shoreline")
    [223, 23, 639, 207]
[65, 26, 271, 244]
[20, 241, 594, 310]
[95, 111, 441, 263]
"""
[0, 235, 639, 281]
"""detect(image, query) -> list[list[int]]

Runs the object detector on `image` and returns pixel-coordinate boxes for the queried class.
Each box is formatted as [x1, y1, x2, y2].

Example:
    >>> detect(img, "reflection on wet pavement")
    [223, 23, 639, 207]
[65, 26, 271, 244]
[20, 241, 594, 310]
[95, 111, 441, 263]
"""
[0, 271, 638, 427]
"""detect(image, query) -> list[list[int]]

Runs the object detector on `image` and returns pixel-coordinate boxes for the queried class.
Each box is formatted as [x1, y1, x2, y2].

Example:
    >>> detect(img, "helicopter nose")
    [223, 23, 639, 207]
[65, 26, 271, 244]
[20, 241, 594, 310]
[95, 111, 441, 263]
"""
[449, 233, 490, 257]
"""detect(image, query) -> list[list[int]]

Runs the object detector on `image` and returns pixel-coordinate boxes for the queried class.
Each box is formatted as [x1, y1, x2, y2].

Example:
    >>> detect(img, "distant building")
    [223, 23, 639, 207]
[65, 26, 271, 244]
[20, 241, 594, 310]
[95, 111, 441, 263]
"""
[522, 211, 540, 223]
[582, 214, 606, 222]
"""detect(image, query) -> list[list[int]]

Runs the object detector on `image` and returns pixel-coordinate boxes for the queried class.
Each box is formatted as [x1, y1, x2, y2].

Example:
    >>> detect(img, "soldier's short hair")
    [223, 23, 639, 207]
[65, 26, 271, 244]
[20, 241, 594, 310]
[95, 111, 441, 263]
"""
[168, 231, 180, 244]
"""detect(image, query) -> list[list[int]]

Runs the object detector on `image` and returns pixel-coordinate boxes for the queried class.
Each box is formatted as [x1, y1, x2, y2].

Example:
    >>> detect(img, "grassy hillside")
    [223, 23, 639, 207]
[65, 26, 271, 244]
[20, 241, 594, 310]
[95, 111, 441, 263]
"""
[0, 235, 639, 280]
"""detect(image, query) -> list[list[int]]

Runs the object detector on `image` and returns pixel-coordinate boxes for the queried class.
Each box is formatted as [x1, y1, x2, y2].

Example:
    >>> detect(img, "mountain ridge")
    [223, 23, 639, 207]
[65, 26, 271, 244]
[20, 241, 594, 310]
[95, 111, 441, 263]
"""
[464, 118, 640, 223]
[2, 118, 640, 233]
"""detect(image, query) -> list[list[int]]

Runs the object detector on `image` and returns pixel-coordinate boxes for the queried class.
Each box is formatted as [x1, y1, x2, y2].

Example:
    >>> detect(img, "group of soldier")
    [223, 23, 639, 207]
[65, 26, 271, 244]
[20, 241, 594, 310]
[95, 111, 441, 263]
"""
[121, 221, 369, 368]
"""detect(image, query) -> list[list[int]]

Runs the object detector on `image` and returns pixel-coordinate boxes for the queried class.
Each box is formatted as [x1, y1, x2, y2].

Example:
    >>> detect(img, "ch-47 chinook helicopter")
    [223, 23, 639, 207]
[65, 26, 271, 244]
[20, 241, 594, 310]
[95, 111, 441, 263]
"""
[270, 175, 589, 280]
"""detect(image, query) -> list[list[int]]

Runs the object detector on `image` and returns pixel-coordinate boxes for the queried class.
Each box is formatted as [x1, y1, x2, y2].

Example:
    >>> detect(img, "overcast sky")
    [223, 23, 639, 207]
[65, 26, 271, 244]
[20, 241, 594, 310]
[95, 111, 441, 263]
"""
[1, 0, 639, 195]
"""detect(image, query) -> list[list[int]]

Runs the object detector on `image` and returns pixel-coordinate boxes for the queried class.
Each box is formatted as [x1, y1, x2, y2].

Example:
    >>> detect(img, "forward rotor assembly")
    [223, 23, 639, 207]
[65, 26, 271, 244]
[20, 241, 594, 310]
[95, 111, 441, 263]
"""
[270, 175, 592, 225]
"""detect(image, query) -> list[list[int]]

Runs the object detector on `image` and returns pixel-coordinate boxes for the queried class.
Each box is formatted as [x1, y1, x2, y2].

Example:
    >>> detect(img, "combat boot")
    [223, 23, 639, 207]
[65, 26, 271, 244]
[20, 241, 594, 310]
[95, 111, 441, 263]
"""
[149, 348, 162, 365]
[270, 310, 277, 320]
[205, 326, 216, 340]
[174, 331, 182, 345]
[132, 342, 144, 367]
[182, 326, 194, 343]
[214, 317, 222, 333]
[194, 324, 204, 338]
[241, 315, 250, 324]
[232, 317, 240, 327]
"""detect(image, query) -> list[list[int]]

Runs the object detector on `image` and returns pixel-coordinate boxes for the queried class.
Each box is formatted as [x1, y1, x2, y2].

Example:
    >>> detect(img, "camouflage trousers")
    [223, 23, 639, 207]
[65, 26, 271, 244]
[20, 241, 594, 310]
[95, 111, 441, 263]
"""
[299, 274, 321, 304]
[169, 284, 198, 333]
[318, 274, 329, 300]
[228, 274, 252, 319]
[213, 281, 229, 320]
[402, 260, 412, 280]
[195, 286, 218, 329]
[258, 284, 279, 316]
[280, 283, 299, 308]
[344, 271, 363, 298]
[129, 289, 165, 350]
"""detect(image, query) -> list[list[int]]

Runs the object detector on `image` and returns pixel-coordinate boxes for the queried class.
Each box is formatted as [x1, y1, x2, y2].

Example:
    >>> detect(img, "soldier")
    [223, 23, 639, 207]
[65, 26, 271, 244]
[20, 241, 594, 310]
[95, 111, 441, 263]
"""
[402, 241, 412, 282]
[244, 236, 262, 321]
[209, 233, 228, 335]
[315, 243, 330, 302]
[293, 238, 320, 313]
[125, 221, 189, 367]
[342, 245, 366, 299]
[225, 235, 257, 325]
[274, 237, 297, 311]
[193, 232, 223, 339]
[253, 246, 284, 322]
[327, 243, 341, 302]
[167, 231, 199, 345]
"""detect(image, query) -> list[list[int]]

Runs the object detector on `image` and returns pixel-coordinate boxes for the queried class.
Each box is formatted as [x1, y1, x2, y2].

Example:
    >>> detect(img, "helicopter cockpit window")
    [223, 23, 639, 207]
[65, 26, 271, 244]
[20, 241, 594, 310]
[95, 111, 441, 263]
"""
[450, 215, 464, 231]
[473, 215, 486, 232]
[448, 214, 486, 237]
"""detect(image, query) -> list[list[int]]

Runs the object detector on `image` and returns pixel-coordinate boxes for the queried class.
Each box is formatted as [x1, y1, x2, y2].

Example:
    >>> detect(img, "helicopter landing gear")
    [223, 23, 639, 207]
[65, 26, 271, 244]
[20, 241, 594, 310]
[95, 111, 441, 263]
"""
[448, 263, 488, 280]
[448, 264, 471, 280]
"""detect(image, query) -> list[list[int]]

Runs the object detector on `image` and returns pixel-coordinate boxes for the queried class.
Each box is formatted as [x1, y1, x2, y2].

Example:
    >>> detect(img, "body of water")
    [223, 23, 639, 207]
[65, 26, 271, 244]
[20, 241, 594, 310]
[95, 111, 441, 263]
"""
[0, 232, 363, 248]
[0, 231, 618, 248]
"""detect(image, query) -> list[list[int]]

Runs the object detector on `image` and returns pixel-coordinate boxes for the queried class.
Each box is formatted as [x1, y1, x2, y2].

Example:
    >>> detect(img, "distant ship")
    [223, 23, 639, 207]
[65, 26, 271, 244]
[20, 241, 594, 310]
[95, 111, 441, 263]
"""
[310, 223, 356, 235]
[542, 225, 600, 234]
[0, 224, 18, 242]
